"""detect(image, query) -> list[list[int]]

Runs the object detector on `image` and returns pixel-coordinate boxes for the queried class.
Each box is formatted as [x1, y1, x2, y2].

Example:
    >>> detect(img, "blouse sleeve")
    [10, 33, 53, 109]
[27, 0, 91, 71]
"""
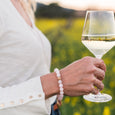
[0, 76, 51, 114]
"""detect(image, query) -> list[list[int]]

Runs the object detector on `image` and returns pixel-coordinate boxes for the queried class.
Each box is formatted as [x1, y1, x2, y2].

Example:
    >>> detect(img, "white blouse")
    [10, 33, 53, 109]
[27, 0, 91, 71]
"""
[0, 0, 56, 115]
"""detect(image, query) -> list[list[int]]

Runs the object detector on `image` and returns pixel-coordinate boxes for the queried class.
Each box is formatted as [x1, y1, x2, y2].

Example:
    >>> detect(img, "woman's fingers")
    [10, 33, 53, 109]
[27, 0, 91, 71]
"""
[93, 77, 104, 91]
[93, 58, 106, 72]
[94, 67, 105, 80]
[83, 76, 104, 91]
[76, 81, 101, 95]
[91, 88, 99, 94]
[64, 79, 102, 96]
[79, 76, 104, 93]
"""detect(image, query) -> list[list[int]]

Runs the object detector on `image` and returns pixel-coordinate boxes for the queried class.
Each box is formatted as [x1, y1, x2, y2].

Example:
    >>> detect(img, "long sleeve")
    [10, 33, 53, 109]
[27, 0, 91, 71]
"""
[0, 76, 51, 114]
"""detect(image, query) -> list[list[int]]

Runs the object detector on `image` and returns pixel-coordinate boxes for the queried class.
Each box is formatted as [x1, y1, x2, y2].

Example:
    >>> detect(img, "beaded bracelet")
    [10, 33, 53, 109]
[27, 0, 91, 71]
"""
[54, 68, 64, 103]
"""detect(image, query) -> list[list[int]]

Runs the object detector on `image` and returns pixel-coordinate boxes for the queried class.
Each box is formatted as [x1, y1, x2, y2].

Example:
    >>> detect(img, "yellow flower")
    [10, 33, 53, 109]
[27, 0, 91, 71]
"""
[74, 112, 81, 115]
[112, 66, 115, 72]
[103, 106, 110, 115]
[71, 98, 78, 107]
[110, 81, 115, 88]
[64, 97, 70, 104]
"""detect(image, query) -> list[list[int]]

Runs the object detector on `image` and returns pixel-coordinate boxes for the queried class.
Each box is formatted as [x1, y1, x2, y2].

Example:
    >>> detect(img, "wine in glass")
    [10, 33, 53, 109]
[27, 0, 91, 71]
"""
[82, 11, 115, 102]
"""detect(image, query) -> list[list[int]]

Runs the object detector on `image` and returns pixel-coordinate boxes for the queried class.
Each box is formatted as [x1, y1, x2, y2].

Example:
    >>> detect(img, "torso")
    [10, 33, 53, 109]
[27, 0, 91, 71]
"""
[0, 0, 51, 87]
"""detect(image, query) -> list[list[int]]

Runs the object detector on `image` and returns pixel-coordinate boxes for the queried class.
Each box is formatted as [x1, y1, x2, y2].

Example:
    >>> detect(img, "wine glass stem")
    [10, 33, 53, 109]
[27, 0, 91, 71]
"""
[95, 55, 103, 95]
[95, 55, 102, 59]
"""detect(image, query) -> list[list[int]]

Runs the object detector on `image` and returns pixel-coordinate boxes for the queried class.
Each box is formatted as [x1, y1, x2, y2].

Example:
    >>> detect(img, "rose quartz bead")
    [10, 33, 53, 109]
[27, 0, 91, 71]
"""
[58, 80, 62, 84]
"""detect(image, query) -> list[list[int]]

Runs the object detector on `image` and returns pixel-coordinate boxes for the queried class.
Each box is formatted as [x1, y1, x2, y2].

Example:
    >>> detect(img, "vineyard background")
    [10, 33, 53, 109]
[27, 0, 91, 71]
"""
[35, 18, 115, 115]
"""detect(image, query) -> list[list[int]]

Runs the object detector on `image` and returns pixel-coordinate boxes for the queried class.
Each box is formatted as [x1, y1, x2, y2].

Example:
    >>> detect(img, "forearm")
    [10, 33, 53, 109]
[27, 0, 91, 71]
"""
[40, 72, 60, 99]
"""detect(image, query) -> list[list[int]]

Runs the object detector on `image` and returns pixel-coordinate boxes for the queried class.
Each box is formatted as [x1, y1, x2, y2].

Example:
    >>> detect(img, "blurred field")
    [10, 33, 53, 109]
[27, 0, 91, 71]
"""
[35, 18, 115, 115]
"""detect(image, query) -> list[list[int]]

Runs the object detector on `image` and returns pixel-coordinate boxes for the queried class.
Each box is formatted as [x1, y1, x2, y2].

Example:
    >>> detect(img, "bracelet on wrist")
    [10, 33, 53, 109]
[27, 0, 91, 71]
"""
[54, 68, 64, 104]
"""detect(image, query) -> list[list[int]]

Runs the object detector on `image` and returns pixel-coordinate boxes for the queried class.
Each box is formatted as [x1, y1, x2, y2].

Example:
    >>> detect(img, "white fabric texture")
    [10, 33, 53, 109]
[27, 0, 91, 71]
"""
[0, 0, 56, 115]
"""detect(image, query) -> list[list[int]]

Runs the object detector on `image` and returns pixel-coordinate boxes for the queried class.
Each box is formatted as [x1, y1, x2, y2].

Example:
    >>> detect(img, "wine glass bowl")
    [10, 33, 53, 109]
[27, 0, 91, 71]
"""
[82, 11, 115, 102]
[82, 11, 115, 36]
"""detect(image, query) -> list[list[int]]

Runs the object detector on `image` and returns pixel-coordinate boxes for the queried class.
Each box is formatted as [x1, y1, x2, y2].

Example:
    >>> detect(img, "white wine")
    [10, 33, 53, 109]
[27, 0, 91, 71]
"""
[82, 35, 115, 58]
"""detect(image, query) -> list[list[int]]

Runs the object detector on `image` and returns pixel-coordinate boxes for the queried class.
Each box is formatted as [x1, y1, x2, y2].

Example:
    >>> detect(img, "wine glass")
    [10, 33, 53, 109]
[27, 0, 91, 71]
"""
[82, 11, 115, 102]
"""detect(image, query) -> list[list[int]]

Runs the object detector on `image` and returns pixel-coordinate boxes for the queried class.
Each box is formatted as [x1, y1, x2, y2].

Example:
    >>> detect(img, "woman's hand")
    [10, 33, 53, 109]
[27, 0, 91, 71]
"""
[41, 56, 106, 99]
[60, 56, 106, 96]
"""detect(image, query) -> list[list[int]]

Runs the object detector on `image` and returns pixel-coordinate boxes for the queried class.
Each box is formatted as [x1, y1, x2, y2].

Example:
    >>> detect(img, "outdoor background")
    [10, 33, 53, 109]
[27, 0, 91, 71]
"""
[35, 0, 115, 115]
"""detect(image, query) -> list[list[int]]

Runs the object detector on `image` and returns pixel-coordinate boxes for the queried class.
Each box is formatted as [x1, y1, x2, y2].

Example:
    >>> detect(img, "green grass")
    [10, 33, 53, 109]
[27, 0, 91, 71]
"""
[35, 18, 115, 115]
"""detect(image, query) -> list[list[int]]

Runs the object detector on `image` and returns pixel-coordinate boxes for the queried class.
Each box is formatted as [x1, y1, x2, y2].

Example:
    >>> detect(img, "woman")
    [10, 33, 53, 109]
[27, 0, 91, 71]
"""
[0, 0, 106, 115]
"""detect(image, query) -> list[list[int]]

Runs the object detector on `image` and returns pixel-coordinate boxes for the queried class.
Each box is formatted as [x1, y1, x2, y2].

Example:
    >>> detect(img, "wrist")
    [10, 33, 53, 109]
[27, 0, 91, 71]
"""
[40, 72, 60, 99]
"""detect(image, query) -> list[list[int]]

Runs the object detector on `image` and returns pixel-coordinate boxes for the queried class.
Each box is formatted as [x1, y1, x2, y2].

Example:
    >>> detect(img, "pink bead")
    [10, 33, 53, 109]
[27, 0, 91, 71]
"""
[58, 96, 62, 101]
[57, 73, 60, 77]
[60, 95, 64, 98]
[59, 84, 63, 88]
[60, 87, 64, 91]
[55, 68, 58, 72]
[58, 95, 63, 101]
[58, 80, 62, 84]
[60, 91, 64, 95]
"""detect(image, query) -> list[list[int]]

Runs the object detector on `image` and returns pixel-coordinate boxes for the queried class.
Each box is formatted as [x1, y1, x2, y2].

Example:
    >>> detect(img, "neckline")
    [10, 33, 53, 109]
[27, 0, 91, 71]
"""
[9, 0, 35, 30]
